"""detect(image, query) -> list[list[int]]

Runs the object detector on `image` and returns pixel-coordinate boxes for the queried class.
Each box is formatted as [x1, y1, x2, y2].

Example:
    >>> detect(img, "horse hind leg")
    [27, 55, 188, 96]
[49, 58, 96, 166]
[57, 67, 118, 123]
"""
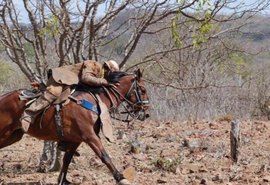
[58, 142, 80, 185]
[84, 132, 131, 185]
[0, 129, 24, 149]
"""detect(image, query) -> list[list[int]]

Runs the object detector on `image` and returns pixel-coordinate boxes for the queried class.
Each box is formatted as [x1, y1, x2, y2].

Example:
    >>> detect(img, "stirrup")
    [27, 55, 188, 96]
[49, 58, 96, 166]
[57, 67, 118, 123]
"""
[21, 90, 41, 99]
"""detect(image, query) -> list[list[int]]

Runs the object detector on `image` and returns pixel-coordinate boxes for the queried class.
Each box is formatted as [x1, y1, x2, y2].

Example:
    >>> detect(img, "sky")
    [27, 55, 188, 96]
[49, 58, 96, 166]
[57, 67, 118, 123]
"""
[13, 0, 106, 23]
[12, 0, 270, 24]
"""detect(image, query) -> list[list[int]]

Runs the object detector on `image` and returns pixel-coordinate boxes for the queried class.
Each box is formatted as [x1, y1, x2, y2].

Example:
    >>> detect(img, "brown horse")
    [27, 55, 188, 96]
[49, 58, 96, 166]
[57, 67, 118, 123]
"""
[0, 69, 149, 185]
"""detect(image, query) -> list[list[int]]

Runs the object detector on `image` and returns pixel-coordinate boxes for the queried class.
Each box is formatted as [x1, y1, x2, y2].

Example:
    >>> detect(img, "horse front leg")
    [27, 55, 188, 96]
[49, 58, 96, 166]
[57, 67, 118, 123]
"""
[84, 132, 131, 185]
[58, 142, 80, 185]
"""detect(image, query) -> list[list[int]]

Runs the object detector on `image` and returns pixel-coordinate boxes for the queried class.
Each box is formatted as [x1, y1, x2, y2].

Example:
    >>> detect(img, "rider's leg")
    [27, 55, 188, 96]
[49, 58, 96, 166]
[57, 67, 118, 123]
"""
[21, 91, 57, 131]
[21, 78, 64, 132]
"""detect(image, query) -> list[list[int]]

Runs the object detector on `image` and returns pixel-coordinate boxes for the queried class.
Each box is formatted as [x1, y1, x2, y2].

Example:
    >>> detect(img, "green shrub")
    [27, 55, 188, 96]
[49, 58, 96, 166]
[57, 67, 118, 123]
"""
[0, 61, 12, 84]
[151, 157, 182, 173]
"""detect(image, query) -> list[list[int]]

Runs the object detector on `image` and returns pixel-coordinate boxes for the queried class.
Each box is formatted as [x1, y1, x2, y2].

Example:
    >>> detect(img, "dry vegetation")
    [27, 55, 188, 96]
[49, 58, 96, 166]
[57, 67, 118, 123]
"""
[1, 2, 270, 184]
[1, 119, 270, 185]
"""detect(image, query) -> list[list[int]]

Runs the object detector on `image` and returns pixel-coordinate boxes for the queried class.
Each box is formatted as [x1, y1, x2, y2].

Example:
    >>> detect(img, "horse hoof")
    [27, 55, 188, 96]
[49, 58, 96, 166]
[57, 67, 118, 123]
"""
[63, 182, 73, 185]
[118, 179, 131, 185]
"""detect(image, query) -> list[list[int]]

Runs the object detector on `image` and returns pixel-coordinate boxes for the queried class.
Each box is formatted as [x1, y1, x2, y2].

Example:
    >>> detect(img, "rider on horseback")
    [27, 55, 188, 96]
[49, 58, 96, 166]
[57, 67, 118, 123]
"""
[20, 60, 120, 132]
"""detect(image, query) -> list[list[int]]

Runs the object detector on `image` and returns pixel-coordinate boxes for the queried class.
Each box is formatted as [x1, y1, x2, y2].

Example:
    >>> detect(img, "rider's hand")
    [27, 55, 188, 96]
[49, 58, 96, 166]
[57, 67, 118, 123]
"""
[30, 81, 40, 90]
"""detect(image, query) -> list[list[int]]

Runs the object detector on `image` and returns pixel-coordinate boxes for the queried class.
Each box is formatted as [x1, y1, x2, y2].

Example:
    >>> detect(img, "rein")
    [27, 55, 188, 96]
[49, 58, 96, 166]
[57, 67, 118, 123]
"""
[110, 87, 139, 123]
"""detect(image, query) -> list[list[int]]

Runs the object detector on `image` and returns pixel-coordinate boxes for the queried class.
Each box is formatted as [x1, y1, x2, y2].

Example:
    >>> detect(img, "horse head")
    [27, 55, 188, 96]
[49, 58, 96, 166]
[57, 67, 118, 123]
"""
[107, 69, 150, 121]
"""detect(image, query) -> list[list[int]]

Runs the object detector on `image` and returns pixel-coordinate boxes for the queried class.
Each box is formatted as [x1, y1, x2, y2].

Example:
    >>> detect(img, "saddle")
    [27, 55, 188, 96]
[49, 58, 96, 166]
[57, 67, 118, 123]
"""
[20, 87, 98, 112]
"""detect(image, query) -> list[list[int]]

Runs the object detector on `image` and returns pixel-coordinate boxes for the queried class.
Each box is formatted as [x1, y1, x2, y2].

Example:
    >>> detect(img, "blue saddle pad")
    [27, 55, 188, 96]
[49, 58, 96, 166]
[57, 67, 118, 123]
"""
[79, 99, 99, 114]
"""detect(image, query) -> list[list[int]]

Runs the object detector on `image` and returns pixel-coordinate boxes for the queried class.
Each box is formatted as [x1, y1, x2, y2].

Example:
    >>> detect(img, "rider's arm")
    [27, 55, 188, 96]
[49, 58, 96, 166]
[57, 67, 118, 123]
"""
[81, 73, 109, 86]
[80, 61, 109, 86]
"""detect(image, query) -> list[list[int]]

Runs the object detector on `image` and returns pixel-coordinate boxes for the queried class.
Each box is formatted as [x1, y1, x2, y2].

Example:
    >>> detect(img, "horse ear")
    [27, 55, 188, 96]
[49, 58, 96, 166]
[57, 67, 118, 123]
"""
[135, 68, 143, 80]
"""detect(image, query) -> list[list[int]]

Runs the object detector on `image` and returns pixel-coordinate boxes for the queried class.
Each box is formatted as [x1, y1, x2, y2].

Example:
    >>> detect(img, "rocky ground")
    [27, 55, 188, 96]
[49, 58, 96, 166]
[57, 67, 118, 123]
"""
[0, 118, 270, 185]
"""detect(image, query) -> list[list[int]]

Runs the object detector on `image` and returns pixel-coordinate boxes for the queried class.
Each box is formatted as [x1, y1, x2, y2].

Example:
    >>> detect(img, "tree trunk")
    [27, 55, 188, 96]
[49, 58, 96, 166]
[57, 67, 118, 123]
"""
[37, 141, 62, 172]
[230, 120, 241, 164]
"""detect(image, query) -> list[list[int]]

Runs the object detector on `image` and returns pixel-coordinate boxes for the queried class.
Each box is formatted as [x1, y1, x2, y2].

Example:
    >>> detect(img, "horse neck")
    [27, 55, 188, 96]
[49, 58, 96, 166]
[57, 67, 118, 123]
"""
[101, 80, 132, 108]
[99, 88, 122, 108]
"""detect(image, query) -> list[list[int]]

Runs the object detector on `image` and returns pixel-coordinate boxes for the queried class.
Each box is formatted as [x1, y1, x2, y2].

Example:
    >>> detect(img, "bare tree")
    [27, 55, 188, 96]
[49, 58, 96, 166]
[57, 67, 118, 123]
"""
[0, 1, 267, 81]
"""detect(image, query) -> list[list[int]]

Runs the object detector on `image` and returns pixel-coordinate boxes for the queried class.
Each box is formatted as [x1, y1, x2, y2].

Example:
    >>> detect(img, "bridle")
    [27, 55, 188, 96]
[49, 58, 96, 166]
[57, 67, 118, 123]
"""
[106, 75, 149, 123]
[125, 77, 149, 107]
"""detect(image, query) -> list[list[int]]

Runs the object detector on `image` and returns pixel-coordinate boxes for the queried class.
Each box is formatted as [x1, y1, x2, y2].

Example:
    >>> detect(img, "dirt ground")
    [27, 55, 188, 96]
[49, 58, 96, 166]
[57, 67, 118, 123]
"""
[1, 119, 270, 185]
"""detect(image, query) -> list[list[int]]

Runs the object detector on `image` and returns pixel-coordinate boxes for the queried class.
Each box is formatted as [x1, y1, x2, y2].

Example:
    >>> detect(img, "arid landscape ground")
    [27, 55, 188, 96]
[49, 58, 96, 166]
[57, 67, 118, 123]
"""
[1, 118, 270, 185]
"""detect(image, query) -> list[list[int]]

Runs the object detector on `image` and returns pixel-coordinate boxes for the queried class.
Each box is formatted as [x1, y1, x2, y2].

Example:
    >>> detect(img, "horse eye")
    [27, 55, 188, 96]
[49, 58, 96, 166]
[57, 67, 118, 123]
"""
[141, 88, 146, 94]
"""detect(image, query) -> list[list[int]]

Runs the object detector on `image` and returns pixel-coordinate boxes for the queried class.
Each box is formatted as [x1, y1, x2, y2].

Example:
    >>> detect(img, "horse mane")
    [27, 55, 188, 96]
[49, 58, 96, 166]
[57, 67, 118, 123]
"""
[106, 71, 128, 83]
[74, 71, 129, 94]
[75, 84, 103, 94]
